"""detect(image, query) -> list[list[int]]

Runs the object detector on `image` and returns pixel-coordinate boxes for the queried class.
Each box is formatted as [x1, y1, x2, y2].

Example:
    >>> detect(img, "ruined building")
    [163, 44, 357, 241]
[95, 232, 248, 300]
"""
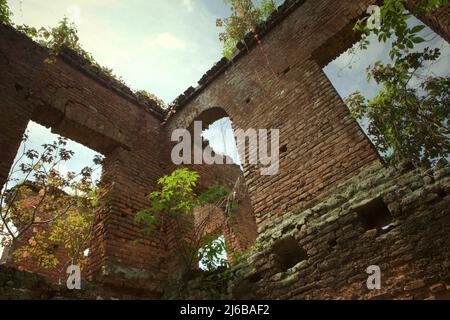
[0, 0, 449, 299]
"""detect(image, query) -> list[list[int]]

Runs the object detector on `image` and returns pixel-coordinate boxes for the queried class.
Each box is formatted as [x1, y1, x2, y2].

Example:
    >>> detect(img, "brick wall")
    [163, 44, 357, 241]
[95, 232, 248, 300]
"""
[165, 0, 450, 232]
[0, 24, 169, 296]
[228, 163, 450, 300]
[165, 0, 382, 228]
[407, 0, 450, 43]
[1, 0, 448, 297]
[0, 24, 253, 293]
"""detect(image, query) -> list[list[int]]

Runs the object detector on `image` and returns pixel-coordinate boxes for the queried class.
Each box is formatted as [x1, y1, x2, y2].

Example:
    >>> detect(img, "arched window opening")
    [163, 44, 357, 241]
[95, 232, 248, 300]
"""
[202, 117, 242, 167]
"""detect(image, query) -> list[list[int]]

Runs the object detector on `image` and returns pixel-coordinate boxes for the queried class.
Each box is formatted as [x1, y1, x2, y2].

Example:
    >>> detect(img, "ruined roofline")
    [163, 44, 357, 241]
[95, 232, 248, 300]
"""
[1, 0, 305, 123]
[164, 0, 306, 122]
[0, 24, 168, 121]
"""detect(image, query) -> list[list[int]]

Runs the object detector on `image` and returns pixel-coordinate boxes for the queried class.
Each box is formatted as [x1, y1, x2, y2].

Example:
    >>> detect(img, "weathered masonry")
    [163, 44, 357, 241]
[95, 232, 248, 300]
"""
[0, 0, 449, 299]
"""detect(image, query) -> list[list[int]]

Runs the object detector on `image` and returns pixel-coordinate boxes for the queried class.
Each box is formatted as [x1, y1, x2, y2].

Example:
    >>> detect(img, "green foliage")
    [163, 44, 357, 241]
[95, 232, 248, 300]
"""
[43, 17, 81, 53]
[347, 0, 449, 168]
[198, 184, 232, 204]
[217, 0, 278, 59]
[135, 168, 235, 273]
[353, 0, 448, 60]
[198, 235, 229, 271]
[135, 90, 167, 110]
[346, 48, 449, 167]
[231, 241, 264, 264]
[13, 231, 60, 270]
[12, 204, 95, 271]
[0, 0, 12, 24]
[135, 168, 200, 229]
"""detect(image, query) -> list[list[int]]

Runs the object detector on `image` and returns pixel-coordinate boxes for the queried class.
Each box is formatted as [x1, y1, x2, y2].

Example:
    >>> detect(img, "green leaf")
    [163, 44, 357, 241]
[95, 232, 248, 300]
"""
[411, 25, 426, 34]
[411, 36, 425, 44]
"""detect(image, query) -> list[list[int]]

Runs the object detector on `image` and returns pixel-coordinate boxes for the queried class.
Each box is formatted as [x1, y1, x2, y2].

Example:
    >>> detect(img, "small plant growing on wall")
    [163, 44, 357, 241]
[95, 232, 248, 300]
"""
[0, 0, 12, 24]
[0, 132, 103, 276]
[134, 168, 237, 275]
[217, 0, 278, 59]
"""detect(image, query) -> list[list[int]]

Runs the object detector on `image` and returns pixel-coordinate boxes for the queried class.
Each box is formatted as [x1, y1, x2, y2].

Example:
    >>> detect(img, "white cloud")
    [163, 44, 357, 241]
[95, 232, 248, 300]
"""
[145, 32, 186, 50]
[183, 0, 194, 13]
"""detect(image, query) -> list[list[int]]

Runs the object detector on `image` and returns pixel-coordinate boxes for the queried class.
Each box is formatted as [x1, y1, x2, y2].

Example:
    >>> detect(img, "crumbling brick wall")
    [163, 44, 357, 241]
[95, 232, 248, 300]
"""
[228, 162, 450, 300]
[164, 0, 382, 228]
[0, 24, 170, 296]
[0, 24, 256, 293]
[1, 0, 449, 297]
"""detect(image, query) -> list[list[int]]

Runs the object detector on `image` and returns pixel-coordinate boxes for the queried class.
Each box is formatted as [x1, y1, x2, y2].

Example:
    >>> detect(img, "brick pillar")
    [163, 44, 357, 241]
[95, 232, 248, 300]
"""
[87, 146, 168, 297]
[0, 25, 37, 190]
[0, 90, 32, 190]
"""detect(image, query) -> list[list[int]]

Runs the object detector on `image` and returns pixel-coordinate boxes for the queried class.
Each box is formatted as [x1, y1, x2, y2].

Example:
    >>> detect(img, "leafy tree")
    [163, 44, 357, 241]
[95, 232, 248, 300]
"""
[0, 133, 102, 272]
[217, 0, 278, 59]
[198, 235, 228, 272]
[347, 0, 449, 167]
[135, 168, 236, 274]
[346, 49, 449, 166]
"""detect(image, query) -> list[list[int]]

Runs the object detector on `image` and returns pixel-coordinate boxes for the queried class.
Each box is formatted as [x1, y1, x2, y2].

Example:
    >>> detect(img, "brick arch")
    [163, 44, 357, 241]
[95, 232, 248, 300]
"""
[165, 103, 242, 159]
[2, 0, 448, 298]
[188, 106, 230, 132]
[180, 106, 258, 257]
